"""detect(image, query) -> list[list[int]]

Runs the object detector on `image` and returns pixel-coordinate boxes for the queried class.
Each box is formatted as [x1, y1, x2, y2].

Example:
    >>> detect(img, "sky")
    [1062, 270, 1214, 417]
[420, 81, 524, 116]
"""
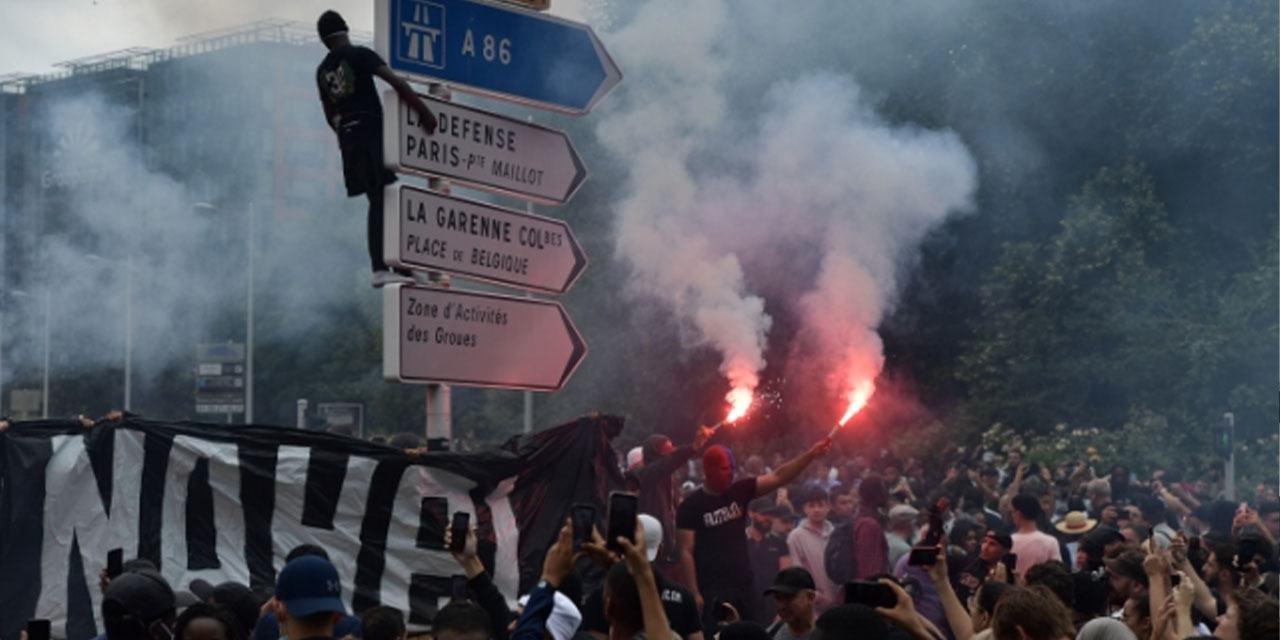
[0, 0, 591, 76]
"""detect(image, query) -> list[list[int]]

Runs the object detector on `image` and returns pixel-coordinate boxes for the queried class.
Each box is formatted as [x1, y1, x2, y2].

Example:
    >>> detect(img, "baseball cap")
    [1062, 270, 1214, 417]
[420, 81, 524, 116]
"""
[986, 531, 1013, 550]
[889, 504, 919, 524]
[275, 555, 346, 617]
[749, 497, 773, 514]
[763, 567, 815, 596]
[103, 570, 176, 624]
[638, 514, 662, 562]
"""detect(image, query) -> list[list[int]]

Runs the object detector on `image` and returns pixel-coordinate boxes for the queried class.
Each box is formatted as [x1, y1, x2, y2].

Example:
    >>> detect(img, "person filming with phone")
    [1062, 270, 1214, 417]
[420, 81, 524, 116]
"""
[677, 439, 832, 631]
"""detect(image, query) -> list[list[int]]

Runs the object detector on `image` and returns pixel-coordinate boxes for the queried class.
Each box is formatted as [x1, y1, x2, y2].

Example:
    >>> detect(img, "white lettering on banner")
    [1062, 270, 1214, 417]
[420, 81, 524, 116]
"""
[270, 446, 370, 604]
[31, 431, 524, 634]
[161, 437, 244, 590]
[483, 476, 520, 600]
[38, 431, 146, 638]
[381, 466, 477, 607]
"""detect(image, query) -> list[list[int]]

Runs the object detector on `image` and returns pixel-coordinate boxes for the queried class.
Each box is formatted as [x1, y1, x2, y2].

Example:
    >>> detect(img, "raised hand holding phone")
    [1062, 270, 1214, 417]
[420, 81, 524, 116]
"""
[606, 491, 638, 552]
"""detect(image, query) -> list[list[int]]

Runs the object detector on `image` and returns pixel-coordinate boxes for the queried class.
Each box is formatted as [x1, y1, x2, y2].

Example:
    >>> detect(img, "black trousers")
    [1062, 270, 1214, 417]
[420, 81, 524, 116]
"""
[338, 116, 399, 273]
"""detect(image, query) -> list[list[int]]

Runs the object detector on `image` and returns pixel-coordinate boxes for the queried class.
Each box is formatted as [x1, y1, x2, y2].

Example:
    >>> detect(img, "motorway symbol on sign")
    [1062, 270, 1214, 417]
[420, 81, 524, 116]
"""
[375, 0, 622, 114]
[383, 91, 588, 205]
[384, 183, 588, 295]
[383, 284, 587, 390]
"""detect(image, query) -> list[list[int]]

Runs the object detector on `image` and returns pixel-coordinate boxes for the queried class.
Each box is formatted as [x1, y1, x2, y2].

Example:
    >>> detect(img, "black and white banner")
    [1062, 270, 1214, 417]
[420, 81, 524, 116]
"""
[0, 415, 625, 640]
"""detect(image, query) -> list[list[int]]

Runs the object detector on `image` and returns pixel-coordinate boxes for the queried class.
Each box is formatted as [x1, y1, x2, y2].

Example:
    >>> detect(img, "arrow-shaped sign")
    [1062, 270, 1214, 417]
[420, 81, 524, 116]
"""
[383, 91, 587, 205]
[383, 183, 588, 295]
[383, 284, 587, 390]
[375, 0, 622, 114]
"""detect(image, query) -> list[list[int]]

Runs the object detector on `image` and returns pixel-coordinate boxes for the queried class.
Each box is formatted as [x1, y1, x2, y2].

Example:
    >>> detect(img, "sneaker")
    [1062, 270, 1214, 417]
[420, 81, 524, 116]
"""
[372, 271, 413, 288]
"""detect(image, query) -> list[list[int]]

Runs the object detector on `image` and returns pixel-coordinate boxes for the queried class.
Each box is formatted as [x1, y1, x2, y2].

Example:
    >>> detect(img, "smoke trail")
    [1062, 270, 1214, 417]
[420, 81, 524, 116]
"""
[597, 3, 976, 423]
[595, 0, 770, 415]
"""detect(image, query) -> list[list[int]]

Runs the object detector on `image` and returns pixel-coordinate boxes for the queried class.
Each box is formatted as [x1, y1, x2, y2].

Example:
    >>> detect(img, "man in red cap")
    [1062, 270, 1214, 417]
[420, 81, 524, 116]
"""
[677, 438, 831, 631]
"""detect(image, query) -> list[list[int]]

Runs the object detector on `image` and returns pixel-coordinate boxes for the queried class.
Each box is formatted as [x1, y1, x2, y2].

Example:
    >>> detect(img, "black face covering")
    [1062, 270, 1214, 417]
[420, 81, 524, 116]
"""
[752, 519, 771, 532]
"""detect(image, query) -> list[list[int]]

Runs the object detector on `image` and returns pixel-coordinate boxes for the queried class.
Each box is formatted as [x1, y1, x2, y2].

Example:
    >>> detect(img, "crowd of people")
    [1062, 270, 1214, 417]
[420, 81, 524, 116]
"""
[71, 416, 1278, 640]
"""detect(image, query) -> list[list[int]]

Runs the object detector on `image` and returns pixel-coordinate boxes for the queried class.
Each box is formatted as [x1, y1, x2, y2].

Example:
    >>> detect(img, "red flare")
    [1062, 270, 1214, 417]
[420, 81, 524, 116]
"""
[724, 387, 753, 424]
[838, 379, 876, 426]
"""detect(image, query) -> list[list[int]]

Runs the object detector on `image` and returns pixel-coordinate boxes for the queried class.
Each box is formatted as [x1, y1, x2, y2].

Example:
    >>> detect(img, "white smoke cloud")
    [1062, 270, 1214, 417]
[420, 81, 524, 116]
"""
[597, 2, 976, 421]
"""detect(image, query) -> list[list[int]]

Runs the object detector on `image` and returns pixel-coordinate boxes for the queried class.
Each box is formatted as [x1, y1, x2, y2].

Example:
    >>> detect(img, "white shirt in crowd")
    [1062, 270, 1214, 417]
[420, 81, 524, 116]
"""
[1010, 529, 1062, 575]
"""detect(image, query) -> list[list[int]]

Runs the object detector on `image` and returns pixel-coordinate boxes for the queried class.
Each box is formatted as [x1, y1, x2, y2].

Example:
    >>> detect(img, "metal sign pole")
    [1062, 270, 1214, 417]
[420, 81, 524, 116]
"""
[425, 82, 452, 451]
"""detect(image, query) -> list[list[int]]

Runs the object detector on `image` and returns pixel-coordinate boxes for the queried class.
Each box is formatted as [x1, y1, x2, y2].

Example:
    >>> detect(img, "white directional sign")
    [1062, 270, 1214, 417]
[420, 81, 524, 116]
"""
[384, 184, 587, 295]
[383, 91, 588, 205]
[383, 284, 587, 390]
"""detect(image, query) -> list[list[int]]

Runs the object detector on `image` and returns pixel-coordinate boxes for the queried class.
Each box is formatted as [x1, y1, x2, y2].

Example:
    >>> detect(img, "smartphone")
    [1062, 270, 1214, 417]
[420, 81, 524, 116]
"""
[605, 491, 639, 552]
[450, 574, 468, 602]
[449, 512, 470, 553]
[845, 580, 897, 608]
[27, 620, 51, 640]
[106, 548, 124, 579]
[571, 504, 596, 549]
[1116, 508, 1130, 521]
[714, 599, 733, 622]
[1170, 573, 1182, 587]
[907, 546, 939, 566]
[1002, 553, 1018, 575]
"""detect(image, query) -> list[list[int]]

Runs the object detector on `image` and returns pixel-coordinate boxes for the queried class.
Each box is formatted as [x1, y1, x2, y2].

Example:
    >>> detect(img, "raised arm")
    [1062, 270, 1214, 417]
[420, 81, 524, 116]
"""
[756, 439, 831, 497]
[619, 523, 672, 640]
[373, 65, 437, 134]
[926, 548, 974, 640]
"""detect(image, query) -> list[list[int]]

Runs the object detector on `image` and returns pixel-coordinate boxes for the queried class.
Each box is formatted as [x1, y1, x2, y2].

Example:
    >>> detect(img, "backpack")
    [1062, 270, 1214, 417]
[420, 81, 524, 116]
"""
[824, 518, 857, 585]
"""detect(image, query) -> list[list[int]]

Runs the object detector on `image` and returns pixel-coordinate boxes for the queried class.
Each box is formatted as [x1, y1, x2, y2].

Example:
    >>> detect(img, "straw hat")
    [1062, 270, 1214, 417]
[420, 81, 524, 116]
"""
[1054, 510, 1098, 534]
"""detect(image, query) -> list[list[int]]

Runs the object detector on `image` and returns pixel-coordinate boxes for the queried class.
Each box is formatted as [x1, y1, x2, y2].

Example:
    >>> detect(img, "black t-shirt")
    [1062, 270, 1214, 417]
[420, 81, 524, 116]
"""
[749, 531, 789, 594]
[948, 554, 990, 606]
[676, 477, 758, 592]
[581, 570, 701, 638]
[316, 45, 386, 119]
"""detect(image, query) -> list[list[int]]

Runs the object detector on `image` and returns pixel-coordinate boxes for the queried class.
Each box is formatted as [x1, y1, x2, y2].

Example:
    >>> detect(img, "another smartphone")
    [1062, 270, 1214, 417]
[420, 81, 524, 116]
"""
[844, 580, 897, 608]
[1001, 553, 1018, 575]
[714, 599, 733, 622]
[605, 491, 639, 552]
[450, 574, 468, 602]
[449, 512, 470, 553]
[1115, 508, 1130, 520]
[571, 504, 596, 549]
[907, 546, 940, 566]
[27, 620, 51, 640]
[1170, 573, 1182, 587]
[106, 548, 124, 579]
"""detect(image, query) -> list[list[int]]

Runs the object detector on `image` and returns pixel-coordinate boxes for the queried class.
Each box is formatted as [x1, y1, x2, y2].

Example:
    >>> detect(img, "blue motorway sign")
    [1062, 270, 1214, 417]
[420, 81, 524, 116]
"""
[375, 0, 622, 114]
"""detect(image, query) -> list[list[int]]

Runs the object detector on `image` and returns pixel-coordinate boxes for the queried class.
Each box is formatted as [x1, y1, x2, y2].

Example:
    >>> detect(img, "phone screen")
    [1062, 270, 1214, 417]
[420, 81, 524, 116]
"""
[844, 581, 897, 608]
[450, 574, 468, 602]
[571, 504, 596, 549]
[449, 512, 470, 553]
[106, 548, 124, 579]
[27, 619, 51, 640]
[907, 546, 939, 566]
[606, 491, 638, 552]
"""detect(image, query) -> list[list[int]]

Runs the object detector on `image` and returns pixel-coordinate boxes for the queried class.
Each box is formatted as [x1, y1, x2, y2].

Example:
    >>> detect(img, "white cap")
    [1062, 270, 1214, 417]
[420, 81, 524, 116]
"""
[639, 513, 662, 562]
[517, 591, 581, 640]
[626, 446, 644, 470]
